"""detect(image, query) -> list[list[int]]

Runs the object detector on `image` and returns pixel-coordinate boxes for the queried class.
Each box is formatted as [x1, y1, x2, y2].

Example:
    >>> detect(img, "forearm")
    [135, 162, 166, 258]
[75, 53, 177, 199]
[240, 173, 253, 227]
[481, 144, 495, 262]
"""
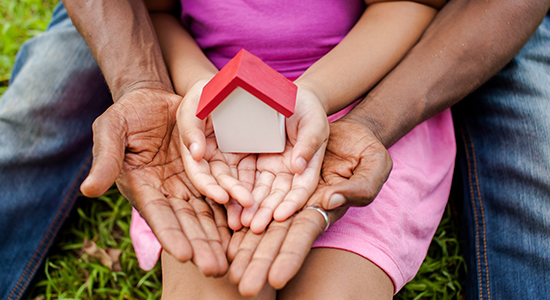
[149, 13, 218, 96]
[345, 0, 549, 147]
[295, 1, 439, 115]
[64, 0, 173, 101]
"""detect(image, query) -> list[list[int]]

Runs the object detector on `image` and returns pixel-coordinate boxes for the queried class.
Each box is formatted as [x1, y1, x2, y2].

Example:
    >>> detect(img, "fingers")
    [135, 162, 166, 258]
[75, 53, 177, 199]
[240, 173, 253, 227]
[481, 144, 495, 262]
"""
[289, 124, 327, 175]
[240, 201, 259, 228]
[268, 209, 326, 289]
[80, 113, 125, 198]
[177, 82, 208, 161]
[249, 173, 293, 233]
[225, 155, 257, 230]
[237, 154, 257, 193]
[229, 207, 337, 296]
[205, 197, 232, 253]
[241, 171, 275, 227]
[245, 142, 325, 231]
[313, 119, 394, 210]
[181, 146, 230, 204]
[287, 89, 329, 175]
[186, 197, 228, 276]
[228, 227, 249, 262]
[273, 144, 326, 221]
[227, 228, 265, 285]
[128, 178, 230, 277]
[210, 158, 255, 208]
[232, 218, 293, 297]
[225, 199, 244, 230]
[128, 185, 193, 264]
[321, 149, 392, 210]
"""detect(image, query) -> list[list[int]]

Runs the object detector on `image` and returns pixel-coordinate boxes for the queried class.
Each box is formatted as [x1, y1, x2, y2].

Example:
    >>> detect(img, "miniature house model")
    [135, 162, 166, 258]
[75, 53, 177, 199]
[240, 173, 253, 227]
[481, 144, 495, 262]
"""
[196, 49, 297, 153]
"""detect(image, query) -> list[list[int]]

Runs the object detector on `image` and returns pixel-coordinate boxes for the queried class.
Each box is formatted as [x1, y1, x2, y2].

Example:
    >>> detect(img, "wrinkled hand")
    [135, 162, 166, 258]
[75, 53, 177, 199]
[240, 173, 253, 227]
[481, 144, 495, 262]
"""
[240, 86, 329, 233]
[177, 80, 257, 230]
[309, 118, 393, 211]
[227, 118, 393, 296]
[80, 88, 230, 276]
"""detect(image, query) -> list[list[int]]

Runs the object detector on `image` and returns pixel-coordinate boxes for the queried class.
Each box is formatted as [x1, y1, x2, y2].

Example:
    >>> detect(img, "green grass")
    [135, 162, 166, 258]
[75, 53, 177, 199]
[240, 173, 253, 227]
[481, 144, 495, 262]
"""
[395, 204, 465, 300]
[0, 0, 56, 84]
[1, 1, 466, 298]
[25, 189, 163, 300]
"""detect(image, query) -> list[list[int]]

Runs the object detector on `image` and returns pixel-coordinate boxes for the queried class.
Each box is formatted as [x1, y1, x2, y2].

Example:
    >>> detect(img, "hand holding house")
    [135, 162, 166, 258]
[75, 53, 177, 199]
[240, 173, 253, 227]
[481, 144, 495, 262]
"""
[196, 49, 297, 153]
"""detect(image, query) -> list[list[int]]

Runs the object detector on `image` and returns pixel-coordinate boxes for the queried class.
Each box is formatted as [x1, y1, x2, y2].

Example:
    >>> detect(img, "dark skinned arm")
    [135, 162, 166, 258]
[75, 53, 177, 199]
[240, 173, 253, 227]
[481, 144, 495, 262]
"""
[347, 0, 549, 148]
[65, 0, 230, 276]
[63, 0, 175, 101]
[228, 0, 550, 294]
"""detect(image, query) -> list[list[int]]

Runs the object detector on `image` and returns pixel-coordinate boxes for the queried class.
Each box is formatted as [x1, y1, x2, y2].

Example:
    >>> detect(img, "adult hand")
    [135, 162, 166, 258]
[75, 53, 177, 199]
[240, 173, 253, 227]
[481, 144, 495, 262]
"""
[308, 118, 393, 211]
[177, 80, 257, 230]
[227, 118, 393, 296]
[240, 86, 329, 233]
[80, 88, 230, 276]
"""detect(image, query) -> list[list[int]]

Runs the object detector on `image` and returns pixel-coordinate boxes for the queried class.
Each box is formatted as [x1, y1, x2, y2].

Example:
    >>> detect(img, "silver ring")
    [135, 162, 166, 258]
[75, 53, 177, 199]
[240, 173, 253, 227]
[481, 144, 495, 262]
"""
[304, 206, 330, 231]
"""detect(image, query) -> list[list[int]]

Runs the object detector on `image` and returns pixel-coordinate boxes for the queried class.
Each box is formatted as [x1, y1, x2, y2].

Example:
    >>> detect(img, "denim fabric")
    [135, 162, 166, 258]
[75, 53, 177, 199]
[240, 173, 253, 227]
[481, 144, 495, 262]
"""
[0, 3, 111, 299]
[1, 2, 549, 300]
[453, 14, 550, 300]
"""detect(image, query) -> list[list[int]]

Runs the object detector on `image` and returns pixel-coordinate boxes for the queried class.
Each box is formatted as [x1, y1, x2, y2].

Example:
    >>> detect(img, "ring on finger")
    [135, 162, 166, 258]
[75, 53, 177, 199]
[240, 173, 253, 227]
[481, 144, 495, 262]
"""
[304, 206, 330, 231]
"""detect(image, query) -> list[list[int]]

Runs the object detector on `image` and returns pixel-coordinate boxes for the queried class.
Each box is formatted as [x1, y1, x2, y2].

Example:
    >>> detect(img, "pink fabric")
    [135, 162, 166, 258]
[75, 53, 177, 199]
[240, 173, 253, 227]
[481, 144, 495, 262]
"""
[130, 0, 456, 292]
[130, 208, 161, 270]
[314, 108, 455, 292]
[130, 108, 455, 291]
[326, 98, 362, 123]
[180, 0, 364, 79]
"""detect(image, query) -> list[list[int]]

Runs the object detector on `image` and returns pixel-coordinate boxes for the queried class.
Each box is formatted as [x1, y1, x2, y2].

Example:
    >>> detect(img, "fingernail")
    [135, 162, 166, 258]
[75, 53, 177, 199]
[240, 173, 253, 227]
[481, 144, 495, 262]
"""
[189, 142, 199, 155]
[328, 194, 345, 210]
[198, 268, 206, 278]
[296, 157, 307, 172]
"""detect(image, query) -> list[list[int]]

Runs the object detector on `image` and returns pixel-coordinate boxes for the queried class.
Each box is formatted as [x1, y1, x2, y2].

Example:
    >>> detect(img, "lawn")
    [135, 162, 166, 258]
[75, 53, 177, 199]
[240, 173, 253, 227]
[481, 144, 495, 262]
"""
[1, 1, 465, 299]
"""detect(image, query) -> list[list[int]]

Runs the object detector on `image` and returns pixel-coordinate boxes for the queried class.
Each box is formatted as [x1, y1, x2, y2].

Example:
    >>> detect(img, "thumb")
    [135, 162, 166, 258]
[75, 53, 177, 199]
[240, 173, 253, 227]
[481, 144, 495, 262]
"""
[289, 116, 329, 175]
[177, 87, 207, 161]
[321, 151, 392, 210]
[80, 114, 125, 198]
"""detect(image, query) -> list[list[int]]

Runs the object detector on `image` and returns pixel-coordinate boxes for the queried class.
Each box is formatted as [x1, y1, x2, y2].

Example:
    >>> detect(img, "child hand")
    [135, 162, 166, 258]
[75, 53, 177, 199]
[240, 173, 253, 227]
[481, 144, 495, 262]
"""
[177, 79, 256, 229]
[241, 86, 329, 233]
[228, 119, 393, 296]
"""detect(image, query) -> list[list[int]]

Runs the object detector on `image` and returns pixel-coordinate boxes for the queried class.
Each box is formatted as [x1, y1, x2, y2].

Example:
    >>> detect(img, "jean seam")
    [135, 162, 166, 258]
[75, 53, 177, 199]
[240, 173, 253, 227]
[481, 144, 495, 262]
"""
[461, 123, 491, 300]
[7, 152, 93, 300]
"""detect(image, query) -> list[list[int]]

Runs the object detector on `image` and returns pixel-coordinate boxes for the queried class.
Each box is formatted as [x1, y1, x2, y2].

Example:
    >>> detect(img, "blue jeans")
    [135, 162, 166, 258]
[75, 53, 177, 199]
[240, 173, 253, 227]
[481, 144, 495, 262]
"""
[0, 4, 111, 299]
[453, 12, 550, 300]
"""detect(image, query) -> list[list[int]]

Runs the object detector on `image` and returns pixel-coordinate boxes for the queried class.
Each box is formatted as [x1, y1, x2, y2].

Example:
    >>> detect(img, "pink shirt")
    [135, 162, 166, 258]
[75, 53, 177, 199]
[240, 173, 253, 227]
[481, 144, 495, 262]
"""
[181, 0, 364, 79]
[131, 1, 456, 293]
[179, 1, 456, 291]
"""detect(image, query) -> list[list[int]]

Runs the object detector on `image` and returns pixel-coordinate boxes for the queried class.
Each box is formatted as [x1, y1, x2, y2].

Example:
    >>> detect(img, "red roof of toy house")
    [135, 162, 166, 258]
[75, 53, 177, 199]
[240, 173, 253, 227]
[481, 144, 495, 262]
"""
[196, 49, 297, 120]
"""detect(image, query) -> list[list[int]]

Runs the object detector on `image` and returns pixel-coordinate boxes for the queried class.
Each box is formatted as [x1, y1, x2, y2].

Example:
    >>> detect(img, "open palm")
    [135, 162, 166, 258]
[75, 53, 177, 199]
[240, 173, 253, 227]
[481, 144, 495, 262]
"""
[177, 80, 257, 230]
[241, 87, 329, 233]
[80, 88, 230, 276]
[228, 118, 393, 296]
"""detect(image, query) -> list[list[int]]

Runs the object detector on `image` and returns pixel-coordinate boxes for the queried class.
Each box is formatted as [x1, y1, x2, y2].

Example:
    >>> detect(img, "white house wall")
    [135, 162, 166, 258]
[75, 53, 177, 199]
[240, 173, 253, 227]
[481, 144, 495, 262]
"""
[211, 87, 286, 153]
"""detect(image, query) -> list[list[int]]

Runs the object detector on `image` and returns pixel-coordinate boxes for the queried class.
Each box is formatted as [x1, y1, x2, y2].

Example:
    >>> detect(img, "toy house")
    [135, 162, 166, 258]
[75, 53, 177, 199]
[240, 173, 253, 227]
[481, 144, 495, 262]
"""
[196, 49, 297, 153]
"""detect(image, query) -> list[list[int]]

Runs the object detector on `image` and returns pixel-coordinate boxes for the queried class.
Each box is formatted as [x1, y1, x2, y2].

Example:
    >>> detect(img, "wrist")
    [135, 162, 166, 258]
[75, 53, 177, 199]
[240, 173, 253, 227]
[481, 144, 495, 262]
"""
[64, 0, 174, 103]
[177, 72, 216, 96]
[339, 105, 385, 146]
[340, 94, 421, 148]
[293, 79, 331, 114]
[112, 80, 174, 103]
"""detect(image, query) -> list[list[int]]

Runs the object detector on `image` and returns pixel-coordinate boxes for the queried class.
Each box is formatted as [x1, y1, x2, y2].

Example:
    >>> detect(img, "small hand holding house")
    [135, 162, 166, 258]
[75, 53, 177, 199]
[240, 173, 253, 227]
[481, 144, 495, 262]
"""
[196, 49, 297, 153]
